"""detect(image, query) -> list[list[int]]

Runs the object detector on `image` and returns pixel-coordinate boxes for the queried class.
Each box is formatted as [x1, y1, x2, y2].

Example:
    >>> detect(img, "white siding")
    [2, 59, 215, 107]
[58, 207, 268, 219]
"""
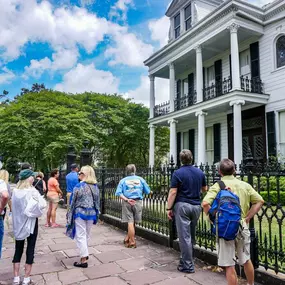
[259, 19, 285, 113]
[176, 112, 228, 164]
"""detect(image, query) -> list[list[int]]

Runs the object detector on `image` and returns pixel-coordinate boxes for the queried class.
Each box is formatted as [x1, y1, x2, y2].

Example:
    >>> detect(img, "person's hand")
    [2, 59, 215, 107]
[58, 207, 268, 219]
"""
[127, 199, 136, 206]
[245, 217, 251, 224]
[167, 210, 173, 220]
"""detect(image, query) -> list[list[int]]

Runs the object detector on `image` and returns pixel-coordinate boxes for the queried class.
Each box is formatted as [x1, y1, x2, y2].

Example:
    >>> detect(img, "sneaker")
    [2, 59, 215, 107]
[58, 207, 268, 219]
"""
[177, 265, 195, 274]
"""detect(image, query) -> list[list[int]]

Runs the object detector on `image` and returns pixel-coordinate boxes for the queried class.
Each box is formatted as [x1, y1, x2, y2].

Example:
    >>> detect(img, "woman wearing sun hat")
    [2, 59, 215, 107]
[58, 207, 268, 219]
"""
[12, 169, 47, 285]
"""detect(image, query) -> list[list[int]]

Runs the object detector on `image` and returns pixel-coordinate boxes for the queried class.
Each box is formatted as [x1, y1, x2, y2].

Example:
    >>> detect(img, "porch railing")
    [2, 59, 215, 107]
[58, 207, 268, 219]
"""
[203, 77, 232, 101]
[154, 100, 170, 117]
[241, 76, 264, 94]
[174, 91, 197, 111]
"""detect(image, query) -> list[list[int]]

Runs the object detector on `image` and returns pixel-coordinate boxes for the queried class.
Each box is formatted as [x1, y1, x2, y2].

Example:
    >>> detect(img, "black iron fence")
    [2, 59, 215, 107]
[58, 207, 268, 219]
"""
[95, 159, 285, 275]
[240, 76, 264, 94]
[153, 101, 170, 117]
[174, 91, 197, 111]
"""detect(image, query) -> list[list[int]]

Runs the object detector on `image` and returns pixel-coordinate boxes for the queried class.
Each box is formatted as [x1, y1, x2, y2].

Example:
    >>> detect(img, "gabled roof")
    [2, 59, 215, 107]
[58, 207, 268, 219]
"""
[165, 0, 180, 17]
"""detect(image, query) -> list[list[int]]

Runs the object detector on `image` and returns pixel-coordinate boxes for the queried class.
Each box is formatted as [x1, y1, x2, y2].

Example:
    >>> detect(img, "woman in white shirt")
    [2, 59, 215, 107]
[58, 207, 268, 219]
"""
[12, 169, 46, 285]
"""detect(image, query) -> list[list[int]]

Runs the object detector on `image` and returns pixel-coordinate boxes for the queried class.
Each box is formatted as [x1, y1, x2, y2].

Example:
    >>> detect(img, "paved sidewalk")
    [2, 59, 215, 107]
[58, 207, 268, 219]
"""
[1, 208, 252, 285]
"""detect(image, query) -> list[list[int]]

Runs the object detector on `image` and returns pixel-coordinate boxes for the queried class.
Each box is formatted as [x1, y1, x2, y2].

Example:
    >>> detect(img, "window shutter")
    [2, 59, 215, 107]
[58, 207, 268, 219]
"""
[266, 112, 276, 157]
[214, 60, 222, 96]
[213, 123, 221, 163]
[250, 42, 260, 79]
[188, 73, 194, 94]
[177, 132, 181, 166]
[176, 79, 181, 98]
[203, 67, 205, 100]
[189, 129, 195, 164]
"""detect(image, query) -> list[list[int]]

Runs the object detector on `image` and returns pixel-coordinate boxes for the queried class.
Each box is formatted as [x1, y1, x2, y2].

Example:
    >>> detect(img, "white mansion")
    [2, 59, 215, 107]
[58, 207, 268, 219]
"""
[145, 0, 285, 167]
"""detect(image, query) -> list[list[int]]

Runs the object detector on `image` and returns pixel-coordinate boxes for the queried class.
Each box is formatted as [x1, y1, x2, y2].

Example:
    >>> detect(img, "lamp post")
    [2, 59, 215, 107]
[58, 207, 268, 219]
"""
[80, 140, 92, 167]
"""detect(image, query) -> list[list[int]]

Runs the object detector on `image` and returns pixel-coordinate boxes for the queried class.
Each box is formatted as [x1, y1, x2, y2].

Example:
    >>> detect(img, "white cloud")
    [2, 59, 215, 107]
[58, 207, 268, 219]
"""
[105, 33, 154, 67]
[148, 16, 169, 48]
[125, 76, 169, 106]
[79, 0, 96, 7]
[23, 48, 79, 79]
[109, 0, 134, 22]
[55, 63, 120, 94]
[0, 67, 15, 84]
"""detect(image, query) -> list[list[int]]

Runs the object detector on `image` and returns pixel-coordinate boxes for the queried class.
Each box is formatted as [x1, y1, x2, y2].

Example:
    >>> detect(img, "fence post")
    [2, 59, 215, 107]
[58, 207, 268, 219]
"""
[80, 140, 92, 167]
[168, 155, 176, 248]
[66, 144, 76, 172]
[101, 166, 106, 215]
[244, 147, 259, 269]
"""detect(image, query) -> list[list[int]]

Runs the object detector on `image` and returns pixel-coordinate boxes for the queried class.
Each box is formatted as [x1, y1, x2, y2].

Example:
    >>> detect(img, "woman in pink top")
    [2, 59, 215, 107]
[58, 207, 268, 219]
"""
[46, 169, 63, 228]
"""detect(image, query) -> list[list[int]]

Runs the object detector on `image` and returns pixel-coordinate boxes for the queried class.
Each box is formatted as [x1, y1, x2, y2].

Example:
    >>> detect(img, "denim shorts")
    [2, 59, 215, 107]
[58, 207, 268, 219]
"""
[0, 216, 4, 259]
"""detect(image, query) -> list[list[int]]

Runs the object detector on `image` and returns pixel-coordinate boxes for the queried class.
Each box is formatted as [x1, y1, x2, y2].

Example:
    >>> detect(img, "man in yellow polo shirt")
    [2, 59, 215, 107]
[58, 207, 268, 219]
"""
[202, 158, 264, 285]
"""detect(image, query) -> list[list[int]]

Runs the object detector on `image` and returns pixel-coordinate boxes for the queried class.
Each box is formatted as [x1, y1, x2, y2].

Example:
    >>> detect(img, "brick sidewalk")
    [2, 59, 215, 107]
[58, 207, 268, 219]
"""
[1, 208, 252, 285]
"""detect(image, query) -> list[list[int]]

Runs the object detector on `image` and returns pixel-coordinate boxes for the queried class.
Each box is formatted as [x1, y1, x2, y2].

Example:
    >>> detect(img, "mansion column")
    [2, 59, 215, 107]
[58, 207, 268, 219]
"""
[168, 119, 178, 165]
[228, 23, 241, 90]
[149, 124, 156, 167]
[195, 111, 207, 165]
[230, 100, 245, 167]
[169, 63, 175, 112]
[195, 45, 203, 103]
[149, 75, 155, 118]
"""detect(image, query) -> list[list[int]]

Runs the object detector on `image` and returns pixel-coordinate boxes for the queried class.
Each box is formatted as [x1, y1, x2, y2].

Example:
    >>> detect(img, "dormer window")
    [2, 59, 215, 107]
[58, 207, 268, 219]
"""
[174, 13, 180, 39]
[185, 4, 192, 31]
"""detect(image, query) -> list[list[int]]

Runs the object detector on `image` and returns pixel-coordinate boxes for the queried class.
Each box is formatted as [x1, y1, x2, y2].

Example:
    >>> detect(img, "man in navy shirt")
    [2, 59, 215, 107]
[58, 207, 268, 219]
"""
[66, 164, 79, 209]
[167, 149, 207, 273]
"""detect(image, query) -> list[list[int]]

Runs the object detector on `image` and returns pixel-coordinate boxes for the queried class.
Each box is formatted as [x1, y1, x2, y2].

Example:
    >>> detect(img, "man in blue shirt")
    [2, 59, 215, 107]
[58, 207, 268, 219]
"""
[167, 149, 207, 273]
[66, 164, 79, 209]
[115, 164, 150, 248]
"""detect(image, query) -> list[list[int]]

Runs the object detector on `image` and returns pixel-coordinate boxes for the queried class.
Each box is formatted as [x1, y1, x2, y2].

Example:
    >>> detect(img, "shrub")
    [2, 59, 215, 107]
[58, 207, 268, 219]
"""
[253, 176, 285, 192]
[259, 191, 285, 205]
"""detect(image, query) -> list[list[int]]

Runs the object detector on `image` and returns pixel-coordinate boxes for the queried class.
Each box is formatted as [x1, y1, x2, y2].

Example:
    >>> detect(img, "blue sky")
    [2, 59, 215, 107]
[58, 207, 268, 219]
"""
[0, 0, 269, 104]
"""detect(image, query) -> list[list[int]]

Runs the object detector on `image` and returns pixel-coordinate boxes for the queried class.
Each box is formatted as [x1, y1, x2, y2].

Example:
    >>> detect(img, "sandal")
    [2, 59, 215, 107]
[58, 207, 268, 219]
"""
[44, 223, 51, 227]
[51, 223, 60, 228]
[127, 243, 137, 248]
[73, 261, 88, 268]
[123, 239, 129, 245]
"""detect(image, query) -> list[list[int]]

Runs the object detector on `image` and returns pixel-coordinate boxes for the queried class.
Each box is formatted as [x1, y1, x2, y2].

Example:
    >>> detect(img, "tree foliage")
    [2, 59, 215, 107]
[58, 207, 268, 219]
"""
[0, 90, 169, 171]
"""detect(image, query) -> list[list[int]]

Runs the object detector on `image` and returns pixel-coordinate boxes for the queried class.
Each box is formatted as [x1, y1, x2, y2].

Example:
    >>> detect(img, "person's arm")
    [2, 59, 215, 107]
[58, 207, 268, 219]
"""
[0, 191, 9, 213]
[141, 178, 151, 195]
[43, 180, 47, 192]
[245, 186, 264, 224]
[201, 174, 208, 193]
[54, 179, 63, 196]
[166, 172, 180, 220]
[201, 183, 219, 215]
[115, 180, 136, 206]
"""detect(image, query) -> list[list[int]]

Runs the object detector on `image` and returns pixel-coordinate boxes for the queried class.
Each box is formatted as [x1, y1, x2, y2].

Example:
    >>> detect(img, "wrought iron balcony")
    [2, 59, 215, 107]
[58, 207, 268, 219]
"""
[203, 77, 232, 101]
[240, 76, 263, 94]
[154, 100, 170, 117]
[174, 91, 197, 111]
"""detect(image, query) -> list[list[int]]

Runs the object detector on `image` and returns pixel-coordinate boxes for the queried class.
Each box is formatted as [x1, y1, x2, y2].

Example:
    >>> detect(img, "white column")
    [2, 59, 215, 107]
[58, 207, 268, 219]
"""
[180, 9, 185, 34]
[195, 111, 207, 165]
[149, 75, 155, 118]
[149, 124, 156, 167]
[169, 63, 175, 112]
[228, 23, 241, 90]
[195, 45, 203, 103]
[230, 100, 245, 167]
[168, 119, 178, 165]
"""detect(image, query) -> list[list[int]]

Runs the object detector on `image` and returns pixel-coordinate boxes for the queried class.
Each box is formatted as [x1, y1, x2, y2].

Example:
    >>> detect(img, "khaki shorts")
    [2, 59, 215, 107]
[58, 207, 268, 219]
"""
[217, 222, 251, 267]
[122, 200, 142, 223]
[47, 195, 60, 204]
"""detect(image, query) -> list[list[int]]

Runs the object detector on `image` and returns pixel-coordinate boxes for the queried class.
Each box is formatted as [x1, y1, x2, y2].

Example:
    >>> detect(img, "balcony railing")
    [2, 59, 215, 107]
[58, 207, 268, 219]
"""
[154, 100, 170, 117]
[175, 91, 197, 111]
[153, 76, 264, 118]
[241, 76, 263, 94]
[203, 76, 232, 101]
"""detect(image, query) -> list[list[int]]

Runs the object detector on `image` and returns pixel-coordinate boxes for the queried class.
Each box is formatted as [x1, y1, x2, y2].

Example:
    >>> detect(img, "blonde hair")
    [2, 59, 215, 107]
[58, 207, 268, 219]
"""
[37, 171, 44, 179]
[81, 165, 97, 184]
[0, 170, 9, 184]
[16, 178, 34, 190]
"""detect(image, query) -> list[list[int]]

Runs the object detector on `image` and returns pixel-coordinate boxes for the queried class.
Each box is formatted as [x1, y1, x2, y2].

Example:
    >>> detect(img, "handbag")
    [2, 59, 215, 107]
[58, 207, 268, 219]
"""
[87, 184, 99, 222]
[24, 193, 47, 218]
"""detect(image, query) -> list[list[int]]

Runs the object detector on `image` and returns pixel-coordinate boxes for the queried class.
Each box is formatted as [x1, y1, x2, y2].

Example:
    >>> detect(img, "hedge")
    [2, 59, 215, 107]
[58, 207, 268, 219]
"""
[259, 191, 285, 205]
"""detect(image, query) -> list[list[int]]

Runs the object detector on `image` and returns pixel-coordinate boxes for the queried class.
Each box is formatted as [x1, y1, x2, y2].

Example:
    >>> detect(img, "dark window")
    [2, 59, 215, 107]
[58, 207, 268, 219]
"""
[185, 4, 192, 31]
[276, 35, 285, 68]
[174, 13, 180, 38]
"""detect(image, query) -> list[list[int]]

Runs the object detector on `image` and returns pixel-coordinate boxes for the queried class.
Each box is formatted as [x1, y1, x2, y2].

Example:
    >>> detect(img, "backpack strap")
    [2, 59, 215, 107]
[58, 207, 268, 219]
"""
[217, 180, 226, 190]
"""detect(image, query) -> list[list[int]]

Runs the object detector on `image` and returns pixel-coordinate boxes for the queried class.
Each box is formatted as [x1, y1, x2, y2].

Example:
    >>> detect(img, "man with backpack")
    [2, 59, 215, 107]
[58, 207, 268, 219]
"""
[167, 149, 207, 273]
[202, 158, 264, 285]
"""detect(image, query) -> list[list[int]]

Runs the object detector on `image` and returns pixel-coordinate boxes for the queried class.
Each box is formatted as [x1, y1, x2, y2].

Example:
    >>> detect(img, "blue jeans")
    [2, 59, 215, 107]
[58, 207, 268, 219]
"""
[0, 216, 4, 259]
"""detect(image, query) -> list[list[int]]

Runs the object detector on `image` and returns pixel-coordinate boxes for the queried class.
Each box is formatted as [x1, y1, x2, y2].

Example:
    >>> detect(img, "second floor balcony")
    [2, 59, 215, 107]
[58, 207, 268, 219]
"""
[153, 76, 264, 118]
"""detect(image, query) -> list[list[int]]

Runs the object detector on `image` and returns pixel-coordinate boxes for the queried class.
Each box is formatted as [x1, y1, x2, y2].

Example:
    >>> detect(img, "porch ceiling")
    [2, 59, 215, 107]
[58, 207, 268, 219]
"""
[154, 27, 261, 79]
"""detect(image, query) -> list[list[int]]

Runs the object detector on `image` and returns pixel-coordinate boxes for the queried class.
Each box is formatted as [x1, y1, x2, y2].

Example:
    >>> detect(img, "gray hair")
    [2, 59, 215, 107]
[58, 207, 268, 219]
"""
[126, 164, 136, 175]
[179, 149, 193, 165]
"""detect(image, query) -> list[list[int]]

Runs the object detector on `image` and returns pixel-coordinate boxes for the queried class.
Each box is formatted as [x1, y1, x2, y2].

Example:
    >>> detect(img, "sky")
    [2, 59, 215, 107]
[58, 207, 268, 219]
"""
[0, 0, 271, 105]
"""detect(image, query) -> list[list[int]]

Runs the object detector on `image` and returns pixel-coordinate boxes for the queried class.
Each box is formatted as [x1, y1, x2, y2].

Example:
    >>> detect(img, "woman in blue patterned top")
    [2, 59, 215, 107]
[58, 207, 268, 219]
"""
[66, 165, 100, 268]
